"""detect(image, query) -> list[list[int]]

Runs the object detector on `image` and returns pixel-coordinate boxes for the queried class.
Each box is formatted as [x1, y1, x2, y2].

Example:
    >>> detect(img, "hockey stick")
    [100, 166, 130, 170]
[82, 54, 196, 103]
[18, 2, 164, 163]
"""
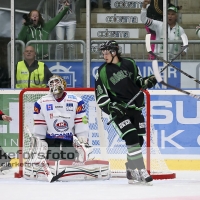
[107, 88, 145, 125]
[145, 34, 200, 84]
[152, 60, 200, 100]
[25, 126, 65, 183]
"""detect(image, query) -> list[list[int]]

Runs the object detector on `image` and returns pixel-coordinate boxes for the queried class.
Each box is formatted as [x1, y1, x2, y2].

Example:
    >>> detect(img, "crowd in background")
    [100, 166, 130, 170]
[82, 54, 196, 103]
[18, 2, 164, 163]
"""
[0, 0, 199, 88]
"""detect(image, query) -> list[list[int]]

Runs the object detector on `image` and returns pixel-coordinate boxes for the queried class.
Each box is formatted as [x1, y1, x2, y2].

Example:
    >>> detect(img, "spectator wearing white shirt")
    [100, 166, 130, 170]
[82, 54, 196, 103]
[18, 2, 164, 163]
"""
[141, 0, 187, 59]
[196, 25, 200, 38]
[55, 0, 77, 60]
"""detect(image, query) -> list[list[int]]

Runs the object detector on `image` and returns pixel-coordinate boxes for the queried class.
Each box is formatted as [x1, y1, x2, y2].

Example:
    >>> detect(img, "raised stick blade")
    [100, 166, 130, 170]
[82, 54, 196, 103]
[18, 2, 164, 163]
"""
[50, 170, 65, 183]
[181, 33, 188, 46]
[145, 34, 152, 52]
[152, 60, 163, 83]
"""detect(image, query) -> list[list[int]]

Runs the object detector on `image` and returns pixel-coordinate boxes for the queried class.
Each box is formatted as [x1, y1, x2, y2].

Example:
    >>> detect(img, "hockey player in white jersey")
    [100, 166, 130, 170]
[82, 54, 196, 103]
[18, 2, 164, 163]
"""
[33, 75, 92, 162]
[24, 75, 110, 182]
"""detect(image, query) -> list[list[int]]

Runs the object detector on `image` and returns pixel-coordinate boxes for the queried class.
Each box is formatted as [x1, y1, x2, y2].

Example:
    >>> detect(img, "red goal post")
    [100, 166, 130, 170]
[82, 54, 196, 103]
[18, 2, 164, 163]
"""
[15, 88, 176, 180]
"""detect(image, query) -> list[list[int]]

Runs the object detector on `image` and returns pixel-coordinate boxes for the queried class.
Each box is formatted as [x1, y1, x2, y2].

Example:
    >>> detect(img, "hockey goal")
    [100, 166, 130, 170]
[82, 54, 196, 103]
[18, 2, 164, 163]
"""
[15, 88, 175, 179]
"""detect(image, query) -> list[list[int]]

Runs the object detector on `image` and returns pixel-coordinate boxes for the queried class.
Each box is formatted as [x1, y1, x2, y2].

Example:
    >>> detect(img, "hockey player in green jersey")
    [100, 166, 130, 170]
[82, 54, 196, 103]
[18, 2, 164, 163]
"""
[95, 40, 157, 185]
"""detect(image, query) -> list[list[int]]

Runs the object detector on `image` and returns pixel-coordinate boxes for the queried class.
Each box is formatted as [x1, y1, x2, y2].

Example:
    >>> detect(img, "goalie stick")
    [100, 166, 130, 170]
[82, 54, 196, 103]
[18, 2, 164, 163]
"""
[145, 34, 200, 84]
[152, 60, 200, 100]
[25, 126, 65, 183]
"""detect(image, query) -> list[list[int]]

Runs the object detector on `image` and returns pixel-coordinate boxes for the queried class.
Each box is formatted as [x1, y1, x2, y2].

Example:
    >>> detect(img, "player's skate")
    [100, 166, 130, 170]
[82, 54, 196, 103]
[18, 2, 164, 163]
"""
[125, 162, 141, 184]
[139, 169, 153, 185]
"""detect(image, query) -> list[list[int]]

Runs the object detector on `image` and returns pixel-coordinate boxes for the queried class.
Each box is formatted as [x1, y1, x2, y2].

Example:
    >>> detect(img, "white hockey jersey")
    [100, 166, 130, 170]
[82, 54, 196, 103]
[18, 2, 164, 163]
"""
[33, 92, 89, 141]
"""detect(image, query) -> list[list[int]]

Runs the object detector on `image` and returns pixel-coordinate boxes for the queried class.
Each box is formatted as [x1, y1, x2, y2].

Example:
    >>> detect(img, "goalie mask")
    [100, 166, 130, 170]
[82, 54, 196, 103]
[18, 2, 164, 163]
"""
[48, 75, 67, 95]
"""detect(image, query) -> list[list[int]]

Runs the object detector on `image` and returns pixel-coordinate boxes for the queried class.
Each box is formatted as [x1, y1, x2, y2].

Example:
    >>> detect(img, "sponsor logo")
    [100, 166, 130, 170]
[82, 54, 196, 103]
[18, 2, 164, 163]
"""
[66, 103, 74, 111]
[43, 100, 55, 102]
[114, 1, 142, 9]
[48, 132, 73, 140]
[106, 14, 138, 23]
[72, 162, 85, 166]
[68, 95, 77, 100]
[21, 71, 28, 74]
[82, 116, 88, 124]
[139, 122, 145, 129]
[97, 28, 130, 38]
[46, 104, 53, 111]
[53, 119, 69, 132]
[55, 106, 63, 108]
[119, 119, 131, 129]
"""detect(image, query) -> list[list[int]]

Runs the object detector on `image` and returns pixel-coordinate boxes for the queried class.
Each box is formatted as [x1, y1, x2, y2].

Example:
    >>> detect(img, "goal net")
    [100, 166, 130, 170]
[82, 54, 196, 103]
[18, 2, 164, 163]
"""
[15, 88, 175, 179]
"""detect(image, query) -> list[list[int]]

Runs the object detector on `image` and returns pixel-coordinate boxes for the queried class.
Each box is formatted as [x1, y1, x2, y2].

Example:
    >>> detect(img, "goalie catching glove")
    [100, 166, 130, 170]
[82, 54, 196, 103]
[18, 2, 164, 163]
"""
[108, 102, 126, 118]
[144, 75, 157, 89]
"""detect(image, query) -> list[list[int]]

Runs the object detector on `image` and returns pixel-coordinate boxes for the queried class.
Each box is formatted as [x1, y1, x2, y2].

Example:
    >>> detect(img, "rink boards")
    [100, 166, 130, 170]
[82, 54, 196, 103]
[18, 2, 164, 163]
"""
[0, 89, 200, 170]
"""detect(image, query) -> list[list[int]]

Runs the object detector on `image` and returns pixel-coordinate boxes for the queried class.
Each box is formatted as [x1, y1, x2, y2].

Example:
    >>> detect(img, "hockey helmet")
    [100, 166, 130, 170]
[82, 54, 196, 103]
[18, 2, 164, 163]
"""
[48, 75, 67, 94]
[100, 40, 119, 55]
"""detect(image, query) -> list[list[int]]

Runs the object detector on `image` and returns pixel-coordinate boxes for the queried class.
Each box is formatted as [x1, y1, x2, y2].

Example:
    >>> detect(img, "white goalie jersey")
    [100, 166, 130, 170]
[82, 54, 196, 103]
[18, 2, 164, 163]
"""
[33, 92, 89, 141]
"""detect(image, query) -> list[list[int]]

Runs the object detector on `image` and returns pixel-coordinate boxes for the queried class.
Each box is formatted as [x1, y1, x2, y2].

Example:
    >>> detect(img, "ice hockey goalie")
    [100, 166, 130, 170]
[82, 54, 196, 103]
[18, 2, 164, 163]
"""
[24, 75, 110, 182]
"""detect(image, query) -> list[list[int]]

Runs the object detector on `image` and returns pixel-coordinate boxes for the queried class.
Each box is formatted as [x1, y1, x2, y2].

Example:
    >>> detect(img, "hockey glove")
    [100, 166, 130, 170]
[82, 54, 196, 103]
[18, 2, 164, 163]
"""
[108, 102, 126, 118]
[144, 75, 157, 89]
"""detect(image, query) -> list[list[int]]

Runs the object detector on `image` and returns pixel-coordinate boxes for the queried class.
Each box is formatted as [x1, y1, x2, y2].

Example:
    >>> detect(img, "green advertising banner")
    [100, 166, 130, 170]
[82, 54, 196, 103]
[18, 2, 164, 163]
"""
[0, 91, 20, 153]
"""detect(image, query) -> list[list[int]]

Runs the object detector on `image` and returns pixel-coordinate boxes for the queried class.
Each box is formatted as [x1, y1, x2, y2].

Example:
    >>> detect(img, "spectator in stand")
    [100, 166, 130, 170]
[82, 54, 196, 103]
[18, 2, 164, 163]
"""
[196, 24, 200, 38]
[145, 0, 182, 59]
[55, 0, 77, 60]
[91, 0, 111, 10]
[15, 46, 53, 89]
[0, 62, 10, 88]
[18, 3, 69, 60]
[141, 0, 187, 60]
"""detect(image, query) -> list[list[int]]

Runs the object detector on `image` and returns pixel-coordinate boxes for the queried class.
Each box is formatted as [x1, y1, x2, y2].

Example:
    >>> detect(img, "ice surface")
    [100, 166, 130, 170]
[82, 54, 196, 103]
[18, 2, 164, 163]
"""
[0, 168, 200, 200]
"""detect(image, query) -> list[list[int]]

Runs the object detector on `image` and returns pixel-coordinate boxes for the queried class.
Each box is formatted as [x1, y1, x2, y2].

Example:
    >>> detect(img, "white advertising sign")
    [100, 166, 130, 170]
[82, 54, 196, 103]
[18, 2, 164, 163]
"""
[181, 62, 200, 88]
[111, 0, 143, 9]
[97, 13, 142, 24]
[91, 28, 139, 38]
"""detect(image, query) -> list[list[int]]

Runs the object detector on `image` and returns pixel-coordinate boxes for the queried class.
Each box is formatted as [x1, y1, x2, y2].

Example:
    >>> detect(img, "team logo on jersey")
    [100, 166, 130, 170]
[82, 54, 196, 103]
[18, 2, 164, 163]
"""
[34, 106, 40, 114]
[76, 104, 86, 114]
[46, 104, 53, 111]
[53, 119, 69, 132]
[66, 103, 74, 111]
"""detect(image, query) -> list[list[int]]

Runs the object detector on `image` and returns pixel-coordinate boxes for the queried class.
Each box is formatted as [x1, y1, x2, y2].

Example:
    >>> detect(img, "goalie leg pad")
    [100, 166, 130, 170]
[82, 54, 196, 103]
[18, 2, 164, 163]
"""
[57, 160, 111, 181]
[24, 137, 49, 180]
